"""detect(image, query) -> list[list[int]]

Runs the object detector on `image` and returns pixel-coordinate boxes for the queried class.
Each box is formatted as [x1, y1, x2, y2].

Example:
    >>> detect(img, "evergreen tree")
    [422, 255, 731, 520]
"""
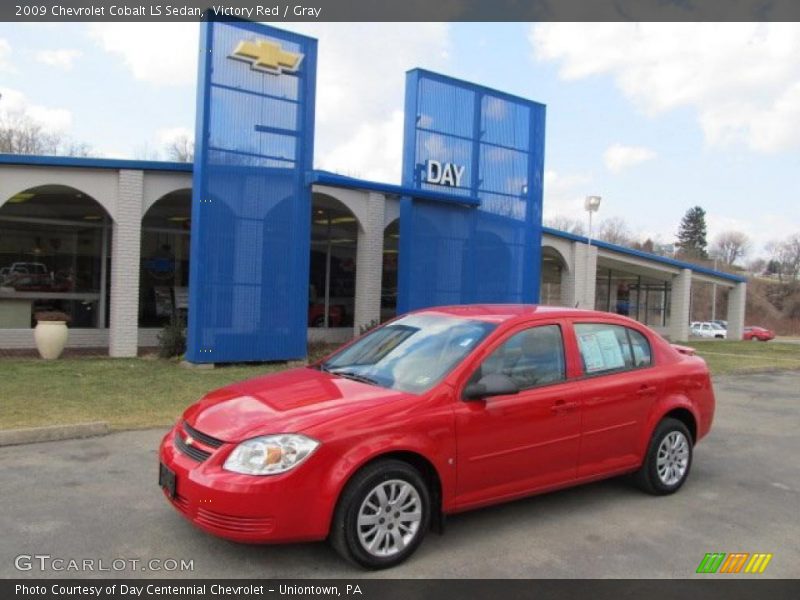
[676, 206, 708, 259]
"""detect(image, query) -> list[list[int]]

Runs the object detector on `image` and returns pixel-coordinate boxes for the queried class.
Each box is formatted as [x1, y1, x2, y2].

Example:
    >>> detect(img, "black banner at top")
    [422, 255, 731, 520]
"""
[4, 0, 800, 22]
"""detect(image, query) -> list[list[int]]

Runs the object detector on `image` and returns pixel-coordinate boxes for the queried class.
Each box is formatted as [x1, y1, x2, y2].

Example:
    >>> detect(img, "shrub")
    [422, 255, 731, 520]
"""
[158, 312, 186, 359]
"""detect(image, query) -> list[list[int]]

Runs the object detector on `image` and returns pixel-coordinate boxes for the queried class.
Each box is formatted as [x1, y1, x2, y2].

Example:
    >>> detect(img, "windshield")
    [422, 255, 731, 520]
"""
[710, 323, 725, 330]
[320, 313, 496, 394]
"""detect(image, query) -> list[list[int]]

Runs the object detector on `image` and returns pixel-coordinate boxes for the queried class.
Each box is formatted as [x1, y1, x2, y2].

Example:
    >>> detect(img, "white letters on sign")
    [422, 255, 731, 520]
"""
[425, 160, 465, 187]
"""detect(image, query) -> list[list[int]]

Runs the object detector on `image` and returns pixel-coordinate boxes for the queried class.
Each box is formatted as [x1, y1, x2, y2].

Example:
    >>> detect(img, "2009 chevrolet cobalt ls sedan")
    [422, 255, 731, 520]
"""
[159, 305, 715, 569]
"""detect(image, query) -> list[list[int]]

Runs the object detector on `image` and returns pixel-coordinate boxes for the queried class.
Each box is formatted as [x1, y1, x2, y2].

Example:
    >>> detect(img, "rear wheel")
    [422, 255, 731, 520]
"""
[635, 418, 693, 495]
[330, 459, 430, 569]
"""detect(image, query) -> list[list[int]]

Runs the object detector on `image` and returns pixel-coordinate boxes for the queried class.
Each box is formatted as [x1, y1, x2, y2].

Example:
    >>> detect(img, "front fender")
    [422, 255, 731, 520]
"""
[312, 410, 457, 535]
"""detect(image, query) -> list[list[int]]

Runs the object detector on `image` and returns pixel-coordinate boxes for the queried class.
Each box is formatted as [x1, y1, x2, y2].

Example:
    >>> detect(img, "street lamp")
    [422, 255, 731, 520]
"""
[583, 195, 602, 308]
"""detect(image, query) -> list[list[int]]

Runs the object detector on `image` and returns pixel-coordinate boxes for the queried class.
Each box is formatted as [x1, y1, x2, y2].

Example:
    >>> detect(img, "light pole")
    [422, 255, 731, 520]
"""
[583, 195, 602, 309]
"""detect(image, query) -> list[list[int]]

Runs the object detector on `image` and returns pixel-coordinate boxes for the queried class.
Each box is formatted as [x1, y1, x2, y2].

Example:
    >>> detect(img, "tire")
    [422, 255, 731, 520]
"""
[330, 459, 430, 569]
[634, 418, 693, 495]
[311, 315, 325, 327]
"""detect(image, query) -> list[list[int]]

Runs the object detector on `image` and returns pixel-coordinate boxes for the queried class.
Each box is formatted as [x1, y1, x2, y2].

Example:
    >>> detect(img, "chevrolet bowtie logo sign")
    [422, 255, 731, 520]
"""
[230, 39, 303, 75]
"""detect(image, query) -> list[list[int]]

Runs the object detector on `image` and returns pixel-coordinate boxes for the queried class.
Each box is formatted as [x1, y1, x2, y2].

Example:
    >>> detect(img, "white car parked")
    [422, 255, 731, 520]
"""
[691, 321, 727, 339]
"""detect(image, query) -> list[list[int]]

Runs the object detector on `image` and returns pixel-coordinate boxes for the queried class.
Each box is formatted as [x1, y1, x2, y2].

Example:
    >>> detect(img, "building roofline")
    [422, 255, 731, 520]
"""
[0, 153, 193, 172]
[542, 226, 747, 283]
[0, 154, 748, 284]
[308, 170, 481, 206]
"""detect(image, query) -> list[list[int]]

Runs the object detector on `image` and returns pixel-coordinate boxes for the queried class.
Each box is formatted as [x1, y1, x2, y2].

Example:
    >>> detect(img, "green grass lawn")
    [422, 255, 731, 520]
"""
[1, 341, 798, 432]
[0, 357, 287, 431]
[688, 340, 800, 375]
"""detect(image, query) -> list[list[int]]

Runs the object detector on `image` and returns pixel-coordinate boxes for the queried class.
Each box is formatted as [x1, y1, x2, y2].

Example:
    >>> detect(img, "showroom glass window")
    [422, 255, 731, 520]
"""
[139, 190, 191, 327]
[0, 186, 110, 329]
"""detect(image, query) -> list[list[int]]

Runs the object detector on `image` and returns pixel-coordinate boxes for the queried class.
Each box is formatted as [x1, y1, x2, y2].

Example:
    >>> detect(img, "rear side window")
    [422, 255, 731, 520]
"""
[575, 323, 652, 375]
[627, 328, 652, 367]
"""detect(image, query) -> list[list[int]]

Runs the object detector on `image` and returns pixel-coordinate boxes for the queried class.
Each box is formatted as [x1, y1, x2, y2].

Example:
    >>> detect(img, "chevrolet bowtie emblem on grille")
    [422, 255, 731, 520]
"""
[185, 435, 194, 447]
[230, 39, 303, 75]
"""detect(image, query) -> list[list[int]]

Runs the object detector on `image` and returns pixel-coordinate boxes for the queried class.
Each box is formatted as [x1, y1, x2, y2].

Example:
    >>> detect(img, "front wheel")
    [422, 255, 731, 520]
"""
[635, 418, 693, 495]
[330, 459, 430, 569]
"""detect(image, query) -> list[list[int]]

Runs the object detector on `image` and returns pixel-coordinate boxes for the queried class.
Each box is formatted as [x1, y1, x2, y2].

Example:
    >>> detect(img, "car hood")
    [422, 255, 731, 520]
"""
[182, 367, 411, 442]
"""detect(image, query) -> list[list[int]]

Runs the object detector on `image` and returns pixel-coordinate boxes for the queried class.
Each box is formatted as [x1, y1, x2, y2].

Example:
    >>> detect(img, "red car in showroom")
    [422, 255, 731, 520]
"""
[159, 305, 715, 568]
[743, 326, 775, 342]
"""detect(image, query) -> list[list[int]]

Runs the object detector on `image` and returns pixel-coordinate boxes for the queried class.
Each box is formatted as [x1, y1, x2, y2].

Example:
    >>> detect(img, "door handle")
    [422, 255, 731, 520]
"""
[636, 385, 657, 396]
[551, 400, 579, 413]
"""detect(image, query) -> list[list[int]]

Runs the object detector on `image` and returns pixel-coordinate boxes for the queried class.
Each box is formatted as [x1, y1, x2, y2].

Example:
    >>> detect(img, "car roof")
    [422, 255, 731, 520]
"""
[412, 304, 632, 324]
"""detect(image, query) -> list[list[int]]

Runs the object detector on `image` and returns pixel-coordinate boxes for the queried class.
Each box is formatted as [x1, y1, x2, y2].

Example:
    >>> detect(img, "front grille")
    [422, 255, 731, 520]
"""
[175, 434, 212, 462]
[182, 421, 224, 448]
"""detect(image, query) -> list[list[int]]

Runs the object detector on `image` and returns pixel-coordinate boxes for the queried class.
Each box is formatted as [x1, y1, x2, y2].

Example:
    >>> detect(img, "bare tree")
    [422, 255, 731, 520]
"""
[595, 216, 633, 246]
[746, 257, 766, 275]
[711, 231, 750, 266]
[164, 133, 194, 162]
[0, 111, 92, 156]
[134, 141, 161, 161]
[544, 216, 585, 235]
[766, 234, 800, 285]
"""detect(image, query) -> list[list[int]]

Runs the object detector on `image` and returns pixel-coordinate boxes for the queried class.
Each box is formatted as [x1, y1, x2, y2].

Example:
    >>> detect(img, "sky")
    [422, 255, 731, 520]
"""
[0, 22, 798, 260]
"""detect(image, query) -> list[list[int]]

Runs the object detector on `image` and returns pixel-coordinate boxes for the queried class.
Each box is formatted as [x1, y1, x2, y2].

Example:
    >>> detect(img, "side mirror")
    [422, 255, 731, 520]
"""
[463, 373, 519, 401]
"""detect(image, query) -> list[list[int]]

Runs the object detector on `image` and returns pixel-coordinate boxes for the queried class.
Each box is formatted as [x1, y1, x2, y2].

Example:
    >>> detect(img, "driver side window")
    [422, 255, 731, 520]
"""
[470, 325, 566, 390]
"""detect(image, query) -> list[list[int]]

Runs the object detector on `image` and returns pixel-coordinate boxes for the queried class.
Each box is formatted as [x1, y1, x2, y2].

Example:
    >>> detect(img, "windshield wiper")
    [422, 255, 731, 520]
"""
[330, 370, 379, 385]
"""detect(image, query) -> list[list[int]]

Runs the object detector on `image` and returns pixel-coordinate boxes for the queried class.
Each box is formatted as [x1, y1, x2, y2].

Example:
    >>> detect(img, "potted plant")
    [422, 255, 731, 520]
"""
[34, 311, 71, 360]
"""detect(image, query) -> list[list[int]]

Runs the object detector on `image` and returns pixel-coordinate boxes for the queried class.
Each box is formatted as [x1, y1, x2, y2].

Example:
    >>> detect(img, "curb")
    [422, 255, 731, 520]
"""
[0, 422, 111, 446]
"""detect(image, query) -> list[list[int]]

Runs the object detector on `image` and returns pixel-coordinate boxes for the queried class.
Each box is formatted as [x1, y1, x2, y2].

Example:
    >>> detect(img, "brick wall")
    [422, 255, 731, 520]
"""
[109, 170, 143, 357]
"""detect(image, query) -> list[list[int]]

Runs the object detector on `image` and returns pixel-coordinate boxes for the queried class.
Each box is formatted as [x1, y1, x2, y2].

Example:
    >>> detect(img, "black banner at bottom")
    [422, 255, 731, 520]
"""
[3, 579, 800, 600]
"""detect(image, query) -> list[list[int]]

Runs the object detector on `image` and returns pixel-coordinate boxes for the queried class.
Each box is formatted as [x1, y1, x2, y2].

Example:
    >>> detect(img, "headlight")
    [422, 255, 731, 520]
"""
[223, 434, 319, 476]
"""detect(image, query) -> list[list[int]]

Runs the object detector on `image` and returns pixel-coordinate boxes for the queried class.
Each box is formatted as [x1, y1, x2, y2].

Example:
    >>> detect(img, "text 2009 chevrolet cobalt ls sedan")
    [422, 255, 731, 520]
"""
[159, 305, 715, 569]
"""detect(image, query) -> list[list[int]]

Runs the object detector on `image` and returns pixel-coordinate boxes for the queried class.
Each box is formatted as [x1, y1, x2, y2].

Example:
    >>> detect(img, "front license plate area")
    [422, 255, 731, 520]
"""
[159, 462, 176, 499]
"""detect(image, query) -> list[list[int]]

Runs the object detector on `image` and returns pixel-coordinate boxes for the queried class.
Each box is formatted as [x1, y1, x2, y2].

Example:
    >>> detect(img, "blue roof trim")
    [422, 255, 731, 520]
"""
[543, 226, 747, 283]
[0, 153, 193, 172]
[0, 154, 747, 284]
[308, 170, 481, 207]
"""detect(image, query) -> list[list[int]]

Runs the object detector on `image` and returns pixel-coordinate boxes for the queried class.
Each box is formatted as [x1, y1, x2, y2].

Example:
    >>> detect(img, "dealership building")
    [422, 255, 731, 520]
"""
[0, 21, 746, 361]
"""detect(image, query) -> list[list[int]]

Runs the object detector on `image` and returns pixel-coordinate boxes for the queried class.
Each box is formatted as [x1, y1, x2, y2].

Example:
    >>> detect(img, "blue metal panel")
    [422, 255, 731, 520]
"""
[398, 70, 546, 313]
[186, 19, 317, 363]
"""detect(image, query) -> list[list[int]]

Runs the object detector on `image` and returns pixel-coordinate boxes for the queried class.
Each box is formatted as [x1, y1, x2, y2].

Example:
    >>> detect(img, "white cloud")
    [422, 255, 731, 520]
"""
[530, 23, 800, 153]
[316, 110, 404, 182]
[0, 38, 12, 72]
[603, 143, 656, 173]
[0, 87, 72, 132]
[281, 22, 451, 182]
[35, 49, 82, 70]
[542, 169, 593, 221]
[85, 23, 450, 181]
[87, 23, 198, 86]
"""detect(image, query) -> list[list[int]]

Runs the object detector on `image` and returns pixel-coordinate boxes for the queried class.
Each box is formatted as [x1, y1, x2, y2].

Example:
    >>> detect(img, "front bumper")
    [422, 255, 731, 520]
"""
[158, 427, 332, 543]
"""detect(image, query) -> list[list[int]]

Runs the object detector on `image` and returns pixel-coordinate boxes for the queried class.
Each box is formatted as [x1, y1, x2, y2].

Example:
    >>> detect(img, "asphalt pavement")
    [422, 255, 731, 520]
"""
[1, 371, 798, 578]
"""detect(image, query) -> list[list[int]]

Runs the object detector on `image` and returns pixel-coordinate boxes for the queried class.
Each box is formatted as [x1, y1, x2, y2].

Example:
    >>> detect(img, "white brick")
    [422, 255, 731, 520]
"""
[668, 269, 692, 341]
[726, 282, 746, 340]
[353, 192, 385, 334]
[109, 170, 143, 357]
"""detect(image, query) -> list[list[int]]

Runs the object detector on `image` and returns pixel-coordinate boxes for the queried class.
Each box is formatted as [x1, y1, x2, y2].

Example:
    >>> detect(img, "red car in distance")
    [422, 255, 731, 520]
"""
[159, 305, 715, 569]
[743, 326, 775, 342]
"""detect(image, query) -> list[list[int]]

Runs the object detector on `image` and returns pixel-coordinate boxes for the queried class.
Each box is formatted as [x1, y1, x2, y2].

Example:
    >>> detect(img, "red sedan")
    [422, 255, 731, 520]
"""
[159, 305, 715, 569]
[743, 326, 775, 342]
